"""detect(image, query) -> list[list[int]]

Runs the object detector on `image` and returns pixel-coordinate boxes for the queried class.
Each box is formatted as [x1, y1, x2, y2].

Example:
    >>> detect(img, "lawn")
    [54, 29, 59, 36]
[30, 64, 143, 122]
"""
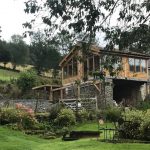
[0, 124, 150, 150]
[0, 69, 19, 81]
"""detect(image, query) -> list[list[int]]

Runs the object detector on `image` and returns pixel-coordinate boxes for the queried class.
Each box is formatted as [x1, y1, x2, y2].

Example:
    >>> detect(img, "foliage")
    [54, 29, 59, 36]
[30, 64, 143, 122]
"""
[136, 100, 150, 110]
[17, 69, 38, 92]
[140, 109, 150, 141]
[54, 108, 76, 127]
[35, 113, 49, 123]
[0, 108, 19, 125]
[88, 110, 97, 121]
[0, 104, 37, 130]
[24, 0, 150, 55]
[0, 40, 11, 66]
[49, 103, 64, 121]
[8, 35, 29, 69]
[76, 109, 89, 123]
[96, 107, 123, 124]
[0, 68, 19, 81]
[104, 107, 123, 123]
[29, 31, 61, 74]
[119, 109, 150, 141]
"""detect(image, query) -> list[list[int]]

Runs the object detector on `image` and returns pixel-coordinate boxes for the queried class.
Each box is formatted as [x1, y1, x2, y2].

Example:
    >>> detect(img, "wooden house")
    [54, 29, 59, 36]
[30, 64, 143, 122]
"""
[58, 43, 150, 107]
[33, 43, 150, 109]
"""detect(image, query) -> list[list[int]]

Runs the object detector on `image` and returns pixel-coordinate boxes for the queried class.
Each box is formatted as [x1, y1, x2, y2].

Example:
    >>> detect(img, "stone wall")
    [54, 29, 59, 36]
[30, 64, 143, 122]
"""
[0, 99, 51, 112]
[104, 79, 114, 106]
[63, 80, 114, 109]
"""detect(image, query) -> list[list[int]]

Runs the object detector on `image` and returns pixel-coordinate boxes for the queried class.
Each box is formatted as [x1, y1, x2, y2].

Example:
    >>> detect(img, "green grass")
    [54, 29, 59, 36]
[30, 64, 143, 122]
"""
[0, 69, 19, 81]
[0, 125, 150, 150]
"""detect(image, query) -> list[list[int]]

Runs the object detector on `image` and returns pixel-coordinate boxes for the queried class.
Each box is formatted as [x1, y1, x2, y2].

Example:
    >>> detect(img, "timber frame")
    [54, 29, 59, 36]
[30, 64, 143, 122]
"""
[33, 43, 150, 107]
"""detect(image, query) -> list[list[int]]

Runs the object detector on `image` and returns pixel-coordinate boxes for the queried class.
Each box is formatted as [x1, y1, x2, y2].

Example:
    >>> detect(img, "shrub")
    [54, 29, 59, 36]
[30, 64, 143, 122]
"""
[0, 104, 38, 130]
[54, 108, 76, 128]
[96, 108, 122, 122]
[49, 103, 63, 121]
[0, 108, 19, 125]
[88, 110, 97, 121]
[140, 109, 150, 140]
[119, 109, 144, 140]
[136, 100, 150, 110]
[35, 113, 49, 122]
[103, 107, 122, 123]
[17, 69, 38, 92]
[76, 109, 88, 123]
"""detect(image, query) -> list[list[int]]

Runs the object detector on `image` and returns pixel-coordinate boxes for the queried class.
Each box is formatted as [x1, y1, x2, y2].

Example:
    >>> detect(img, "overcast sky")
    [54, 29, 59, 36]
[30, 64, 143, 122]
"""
[0, 0, 30, 43]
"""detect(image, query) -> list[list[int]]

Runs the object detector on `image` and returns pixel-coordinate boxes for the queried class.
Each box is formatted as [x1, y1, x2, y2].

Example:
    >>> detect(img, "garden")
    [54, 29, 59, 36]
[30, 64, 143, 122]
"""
[0, 100, 150, 150]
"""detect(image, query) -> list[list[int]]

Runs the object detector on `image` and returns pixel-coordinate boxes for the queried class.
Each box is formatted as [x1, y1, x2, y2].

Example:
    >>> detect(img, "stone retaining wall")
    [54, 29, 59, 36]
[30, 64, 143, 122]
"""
[0, 99, 51, 112]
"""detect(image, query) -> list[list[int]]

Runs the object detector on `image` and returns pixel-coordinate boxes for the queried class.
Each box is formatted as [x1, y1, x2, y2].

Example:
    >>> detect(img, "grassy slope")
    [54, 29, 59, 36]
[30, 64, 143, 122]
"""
[0, 69, 19, 81]
[0, 123, 150, 150]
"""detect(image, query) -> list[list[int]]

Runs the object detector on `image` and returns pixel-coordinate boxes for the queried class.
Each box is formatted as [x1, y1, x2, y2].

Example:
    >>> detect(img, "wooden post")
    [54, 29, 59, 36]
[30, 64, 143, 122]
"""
[49, 86, 53, 101]
[95, 96, 98, 111]
[60, 89, 63, 101]
[34, 92, 39, 113]
[87, 58, 89, 75]
[93, 55, 95, 71]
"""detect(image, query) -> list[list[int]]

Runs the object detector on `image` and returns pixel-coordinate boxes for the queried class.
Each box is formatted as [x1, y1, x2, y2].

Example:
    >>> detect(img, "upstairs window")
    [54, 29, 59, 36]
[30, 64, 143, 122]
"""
[128, 58, 147, 73]
[135, 59, 140, 72]
[141, 60, 146, 73]
[63, 57, 78, 78]
[129, 58, 134, 72]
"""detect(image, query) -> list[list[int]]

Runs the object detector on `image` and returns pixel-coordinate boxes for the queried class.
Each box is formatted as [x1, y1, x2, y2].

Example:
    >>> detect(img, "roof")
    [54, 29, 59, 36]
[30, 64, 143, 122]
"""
[59, 43, 150, 66]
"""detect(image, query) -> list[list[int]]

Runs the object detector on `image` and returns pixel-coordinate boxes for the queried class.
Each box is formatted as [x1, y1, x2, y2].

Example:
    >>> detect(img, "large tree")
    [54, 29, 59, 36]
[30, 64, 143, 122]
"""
[0, 40, 11, 67]
[8, 35, 29, 69]
[29, 31, 61, 74]
[24, 0, 150, 54]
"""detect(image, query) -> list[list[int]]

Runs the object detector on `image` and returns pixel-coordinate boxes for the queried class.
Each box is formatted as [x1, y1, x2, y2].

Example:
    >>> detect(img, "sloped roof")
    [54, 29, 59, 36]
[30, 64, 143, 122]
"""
[59, 43, 150, 66]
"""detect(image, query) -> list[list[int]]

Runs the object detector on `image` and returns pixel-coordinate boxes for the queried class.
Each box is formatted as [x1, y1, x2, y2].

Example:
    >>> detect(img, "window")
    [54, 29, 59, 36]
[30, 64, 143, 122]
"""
[63, 57, 78, 78]
[73, 58, 78, 76]
[135, 59, 140, 72]
[89, 57, 93, 72]
[94, 55, 100, 70]
[63, 66, 67, 78]
[141, 60, 146, 72]
[129, 58, 134, 72]
[128, 58, 147, 73]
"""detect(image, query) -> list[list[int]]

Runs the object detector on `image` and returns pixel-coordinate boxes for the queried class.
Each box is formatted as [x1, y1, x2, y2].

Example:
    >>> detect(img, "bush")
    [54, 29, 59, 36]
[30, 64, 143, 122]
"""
[35, 113, 49, 122]
[88, 110, 97, 121]
[119, 109, 146, 140]
[0, 104, 38, 130]
[96, 108, 122, 122]
[136, 100, 150, 110]
[0, 108, 19, 125]
[103, 107, 122, 123]
[17, 69, 38, 92]
[76, 109, 88, 123]
[140, 109, 150, 140]
[49, 103, 63, 121]
[54, 108, 76, 128]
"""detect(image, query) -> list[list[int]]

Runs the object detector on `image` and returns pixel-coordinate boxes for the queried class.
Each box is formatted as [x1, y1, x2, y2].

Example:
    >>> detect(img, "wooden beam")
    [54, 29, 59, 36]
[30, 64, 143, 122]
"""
[60, 89, 63, 100]
[93, 55, 95, 71]
[93, 84, 101, 93]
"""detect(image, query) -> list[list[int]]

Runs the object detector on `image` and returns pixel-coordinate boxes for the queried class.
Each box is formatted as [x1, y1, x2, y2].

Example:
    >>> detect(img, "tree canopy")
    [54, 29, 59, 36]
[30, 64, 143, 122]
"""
[0, 40, 11, 66]
[29, 31, 61, 74]
[24, 0, 150, 54]
[8, 35, 29, 69]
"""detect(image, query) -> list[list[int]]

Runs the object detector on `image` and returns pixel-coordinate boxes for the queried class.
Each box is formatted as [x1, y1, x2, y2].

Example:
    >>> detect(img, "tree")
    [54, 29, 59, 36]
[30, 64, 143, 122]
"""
[17, 69, 38, 92]
[24, 0, 150, 54]
[0, 40, 11, 67]
[8, 35, 29, 69]
[30, 31, 61, 74]
[0, 26, 2, 39]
